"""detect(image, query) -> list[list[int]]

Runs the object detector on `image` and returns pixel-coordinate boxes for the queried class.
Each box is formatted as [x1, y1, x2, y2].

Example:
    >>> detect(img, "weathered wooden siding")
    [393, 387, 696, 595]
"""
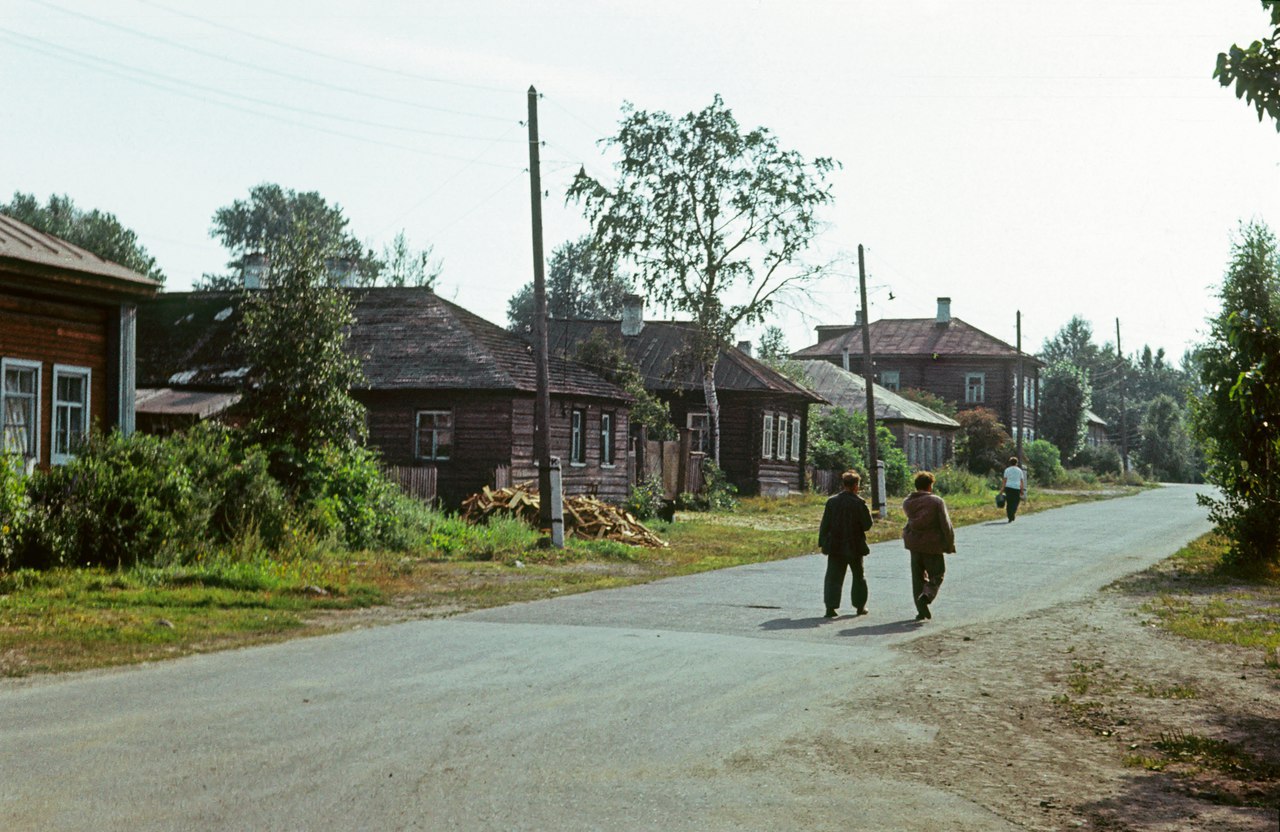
[510, 397, 631, 506]
[886, 422, 956, 470]
[871, 355, 1035, 433]
[0, 290, 113, 468]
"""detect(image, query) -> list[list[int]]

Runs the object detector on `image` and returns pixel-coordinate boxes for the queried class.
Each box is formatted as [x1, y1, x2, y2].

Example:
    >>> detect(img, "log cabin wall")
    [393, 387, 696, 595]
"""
[0, 290, 112, 469]
[510, 396, 631, 506]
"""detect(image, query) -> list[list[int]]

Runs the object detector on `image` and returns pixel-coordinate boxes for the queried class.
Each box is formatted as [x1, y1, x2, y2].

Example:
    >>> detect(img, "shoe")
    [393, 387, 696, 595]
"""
[914, 613, 929, 622]
[916, 592, 933, 607]
[824, 608, 838, 618]
[913, 604, 932, 620]
[855, 607, 869, 616]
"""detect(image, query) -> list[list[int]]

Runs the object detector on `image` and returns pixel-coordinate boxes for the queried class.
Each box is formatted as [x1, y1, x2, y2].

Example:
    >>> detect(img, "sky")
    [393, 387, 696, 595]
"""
[3, 0, 1278, 361]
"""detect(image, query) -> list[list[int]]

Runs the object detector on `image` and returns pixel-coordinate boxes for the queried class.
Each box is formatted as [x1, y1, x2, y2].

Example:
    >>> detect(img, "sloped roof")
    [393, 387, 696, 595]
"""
[793, 317, 1038, 364]
[1085, 409, 1107, 427]
[136, 388, 242, 418]
[548, 319, 824, 403]
[795, 361, 960, 429]
[137, 288, 630, 401]
[0, 213, 158, 296]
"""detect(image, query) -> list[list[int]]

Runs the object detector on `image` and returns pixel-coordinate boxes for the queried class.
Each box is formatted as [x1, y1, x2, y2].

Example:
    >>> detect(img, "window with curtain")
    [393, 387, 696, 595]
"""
[761, 413, 774, 459]
[2, 360, 40, 462]
[790, 415, 801, 461]
[570, 408, 586, 464]
[600, 411, 615, 465]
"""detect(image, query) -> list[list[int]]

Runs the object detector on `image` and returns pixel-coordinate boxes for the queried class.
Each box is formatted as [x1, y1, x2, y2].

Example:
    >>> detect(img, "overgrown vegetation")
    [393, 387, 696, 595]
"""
[807, 407, 911, 495]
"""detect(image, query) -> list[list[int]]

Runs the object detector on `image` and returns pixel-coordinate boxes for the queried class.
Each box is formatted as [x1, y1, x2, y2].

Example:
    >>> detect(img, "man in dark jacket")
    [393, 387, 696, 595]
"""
[818, 470, 874, 618]
[902, 470, 956, 621]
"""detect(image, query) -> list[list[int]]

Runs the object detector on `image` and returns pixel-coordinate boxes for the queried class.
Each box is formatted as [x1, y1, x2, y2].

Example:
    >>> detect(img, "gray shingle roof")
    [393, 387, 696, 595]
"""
[795, 361, 959, 428]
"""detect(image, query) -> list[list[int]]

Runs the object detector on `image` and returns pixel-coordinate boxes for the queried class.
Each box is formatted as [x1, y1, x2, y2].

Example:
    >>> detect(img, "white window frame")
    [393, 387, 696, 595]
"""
[761, 413, 774, 459]
[2, 358, 42, 465]
[600, 411, 615, 466]
[414, 409, 453, 461]
[687, 411, 710, 455]
[570, 408, 586, 466]
[965, 372, 986, 404]
[775, 412, 789, 460]
[51, 364, 91, 465]
[880, 370, 900, 392]
[790, 415, 802, 461]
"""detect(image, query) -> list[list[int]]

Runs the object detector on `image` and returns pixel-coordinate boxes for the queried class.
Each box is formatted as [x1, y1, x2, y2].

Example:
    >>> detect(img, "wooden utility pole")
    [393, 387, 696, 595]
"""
[1016, 310, 1024, 460]
[1116, 317, 1128, 474]
[858, 244, 882, 515]
[527, 86, 560, 545]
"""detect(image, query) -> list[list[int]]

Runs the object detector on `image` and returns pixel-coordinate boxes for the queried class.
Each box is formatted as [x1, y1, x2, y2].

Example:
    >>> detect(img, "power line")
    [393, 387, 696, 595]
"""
[130, 0, 518, 94]
[29, 0, 514, 122]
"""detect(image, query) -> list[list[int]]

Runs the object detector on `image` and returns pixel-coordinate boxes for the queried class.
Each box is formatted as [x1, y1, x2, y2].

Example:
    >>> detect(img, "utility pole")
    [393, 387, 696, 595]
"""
[858, 244, 883, 516]
[1116, 317, 1128, 475]
[527, 86, 561, 546]
[1016, 310, 1024, 460]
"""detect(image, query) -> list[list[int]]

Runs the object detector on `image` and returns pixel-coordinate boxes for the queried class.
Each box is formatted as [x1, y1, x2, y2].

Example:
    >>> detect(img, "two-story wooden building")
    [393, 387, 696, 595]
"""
[137, 287, 634, 508]
[793, 298, 1041, 441]
[1, 213, 158, 470]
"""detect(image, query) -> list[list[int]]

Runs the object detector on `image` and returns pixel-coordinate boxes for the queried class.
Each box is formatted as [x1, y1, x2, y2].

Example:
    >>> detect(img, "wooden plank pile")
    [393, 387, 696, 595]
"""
[460, 483, 668, 548]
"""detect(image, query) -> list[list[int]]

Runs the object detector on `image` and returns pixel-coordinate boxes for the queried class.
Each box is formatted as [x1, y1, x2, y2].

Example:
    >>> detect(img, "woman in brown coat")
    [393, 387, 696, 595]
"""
[901, 470, 956, 621]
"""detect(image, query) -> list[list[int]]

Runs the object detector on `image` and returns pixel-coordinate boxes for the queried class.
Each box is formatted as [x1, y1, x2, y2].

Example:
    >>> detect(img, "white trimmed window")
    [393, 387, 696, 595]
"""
[880, 370, 900, 392]
[775, 412, 789, 460]
[414, 409, 453, 461]
[791, 415, 802, 461]
[570, 408, 586, 465]
[761, 413, 774, 459]
[688, 412, 710, 454]
[52, 364, 91, 465]
[2, 359, 41, 464]
[965, 372, 986, 404]
[600, 412, 616, 466]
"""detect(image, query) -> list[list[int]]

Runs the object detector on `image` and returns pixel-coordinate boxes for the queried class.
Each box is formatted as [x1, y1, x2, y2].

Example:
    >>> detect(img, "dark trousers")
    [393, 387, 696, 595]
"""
[824, 554, 867, 611]
[1005, 487, 1022, 521]
[910, 550, 946, 615]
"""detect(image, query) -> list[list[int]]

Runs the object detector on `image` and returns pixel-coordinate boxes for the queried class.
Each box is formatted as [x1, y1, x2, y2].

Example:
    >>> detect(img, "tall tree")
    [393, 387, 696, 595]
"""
[506, 237, 631, 333]
[1137, 394, 1192, 482]
[209, 183, 381, 287]
[380, 230, 442, 288]
[568, 96, 837, 462]
[1039, 360, 1091, 462]
[1215, 1, 1280, 131]
[1191, 220, 1280, 568]
[237, 236, 367, 469]
[2, 192, 165, 284]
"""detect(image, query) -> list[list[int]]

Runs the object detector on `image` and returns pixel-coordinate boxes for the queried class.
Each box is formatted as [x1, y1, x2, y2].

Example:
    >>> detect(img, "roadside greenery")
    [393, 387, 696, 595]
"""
[807, 407, 911, 495]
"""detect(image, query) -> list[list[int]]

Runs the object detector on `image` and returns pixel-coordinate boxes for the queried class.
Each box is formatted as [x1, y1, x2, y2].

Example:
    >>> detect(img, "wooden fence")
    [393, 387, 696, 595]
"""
[382, 465, 438, 503]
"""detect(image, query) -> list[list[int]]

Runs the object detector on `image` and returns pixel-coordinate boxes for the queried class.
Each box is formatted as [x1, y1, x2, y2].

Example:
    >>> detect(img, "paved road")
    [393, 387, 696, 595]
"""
[0, 485, 1212, 831]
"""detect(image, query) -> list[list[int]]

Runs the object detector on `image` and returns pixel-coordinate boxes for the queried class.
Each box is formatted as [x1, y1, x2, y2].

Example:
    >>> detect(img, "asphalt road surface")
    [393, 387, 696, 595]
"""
[0, 485, 1213, 831]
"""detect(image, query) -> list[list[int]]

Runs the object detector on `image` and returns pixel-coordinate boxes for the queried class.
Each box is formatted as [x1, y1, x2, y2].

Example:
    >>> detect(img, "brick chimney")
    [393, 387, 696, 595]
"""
[936, 297, 952, 325]
[621, 293, 644, 336]
[737, 340, 752, 357]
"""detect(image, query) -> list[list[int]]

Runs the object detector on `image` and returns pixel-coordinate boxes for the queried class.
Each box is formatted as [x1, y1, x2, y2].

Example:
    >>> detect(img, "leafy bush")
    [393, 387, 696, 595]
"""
[1024, 439, 1064, 486]
[807, 407, 911, 496]
[931, 465, 988, 496]
[291, 443, 413, 551]
[0, 461, 32, 571]
[1073, 443, 1123, 477]
[625, 475, 667, 520]
[955, 408, 1011, 474]
[679, 460, 738, 511]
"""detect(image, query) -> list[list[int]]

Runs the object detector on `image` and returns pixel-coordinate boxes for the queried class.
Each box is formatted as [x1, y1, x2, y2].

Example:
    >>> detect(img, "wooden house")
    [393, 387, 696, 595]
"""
[548, 296, 825, 497]
[793, 298, 1041, 441]
[1085, 409, 1110, 448]
[136, 287, 634, 508]
[0, 213, 158, 470]
[795, 360, 960, 470]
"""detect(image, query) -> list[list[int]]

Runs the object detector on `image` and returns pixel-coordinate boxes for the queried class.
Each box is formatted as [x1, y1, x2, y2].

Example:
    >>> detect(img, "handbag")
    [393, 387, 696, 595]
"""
[995, 491, 1006, 509]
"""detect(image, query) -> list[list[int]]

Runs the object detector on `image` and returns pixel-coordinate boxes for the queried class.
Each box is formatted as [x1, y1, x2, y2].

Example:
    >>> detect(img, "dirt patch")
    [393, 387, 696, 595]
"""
[823, 591, 1280, 830]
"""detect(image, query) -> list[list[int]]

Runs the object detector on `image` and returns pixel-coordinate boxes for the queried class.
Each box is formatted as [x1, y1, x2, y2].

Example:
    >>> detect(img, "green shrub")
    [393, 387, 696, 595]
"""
[0, 461, 32, 571]
[625, 475, 667, 520]
[679, 460, 738, 511]
[1024, 439, 1064, 486]
[1073, 444, 1122, 477]
[931, 465, 987, 496]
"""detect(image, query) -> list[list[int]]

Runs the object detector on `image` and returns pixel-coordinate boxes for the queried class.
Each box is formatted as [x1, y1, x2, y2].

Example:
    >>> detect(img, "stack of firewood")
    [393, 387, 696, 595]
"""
[460, 483, 668, 548]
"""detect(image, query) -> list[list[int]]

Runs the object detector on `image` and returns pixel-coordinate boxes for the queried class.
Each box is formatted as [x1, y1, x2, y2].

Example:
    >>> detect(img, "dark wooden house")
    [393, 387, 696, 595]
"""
[795, 360, 960, 470]
[548, 297, 824, 497]
[793, 298, 1042, 441]
[0, 213, 158, 470]
[136, 288, 634, 508]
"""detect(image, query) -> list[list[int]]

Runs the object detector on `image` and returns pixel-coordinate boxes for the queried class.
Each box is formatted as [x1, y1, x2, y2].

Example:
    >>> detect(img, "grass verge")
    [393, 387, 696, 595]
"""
[0, 484, 1136, 678]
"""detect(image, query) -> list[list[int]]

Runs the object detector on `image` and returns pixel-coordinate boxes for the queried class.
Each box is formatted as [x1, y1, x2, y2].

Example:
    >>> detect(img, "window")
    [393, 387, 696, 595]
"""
[776, 412, 789, 460]
[791, 415, 802, 461]
[414, 409, 453, 461]
[965, 372, 985, 404]
[570, 408, 586, 465]
[916, 434, 925, 467]
[688, 412, 710, 454]
[880, 370, 900, 392]
[2, 359, 41, 463]
[761, 413, 774, 459]
[52, 365, 90, 465]
[600, 411, 616, 466]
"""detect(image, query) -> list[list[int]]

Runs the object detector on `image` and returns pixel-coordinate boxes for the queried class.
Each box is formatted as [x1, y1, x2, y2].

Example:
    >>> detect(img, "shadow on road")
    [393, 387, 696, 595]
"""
[838, 619, 925, 637]
[758, 616, 828, 630]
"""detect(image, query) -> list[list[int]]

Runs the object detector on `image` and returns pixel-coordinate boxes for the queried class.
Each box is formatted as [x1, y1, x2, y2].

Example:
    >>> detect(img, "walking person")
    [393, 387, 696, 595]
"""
[1002, 456, 1028, 522]
[818, 470, 874, 618]
[902, 471, 955, 622]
